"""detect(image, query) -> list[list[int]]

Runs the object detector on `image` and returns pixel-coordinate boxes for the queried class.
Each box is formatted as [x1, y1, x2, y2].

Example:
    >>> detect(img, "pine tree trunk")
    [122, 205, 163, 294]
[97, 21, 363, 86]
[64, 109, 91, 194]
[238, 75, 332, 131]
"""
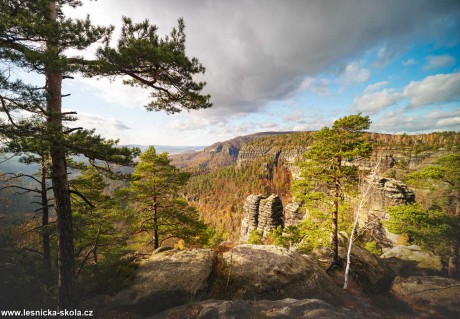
[41, 157, 51, 267]
[153, 202, 159, 249]
[331, 157, 341, 265]
[47, 1, 75, 309]
[448, 240, 458, 278]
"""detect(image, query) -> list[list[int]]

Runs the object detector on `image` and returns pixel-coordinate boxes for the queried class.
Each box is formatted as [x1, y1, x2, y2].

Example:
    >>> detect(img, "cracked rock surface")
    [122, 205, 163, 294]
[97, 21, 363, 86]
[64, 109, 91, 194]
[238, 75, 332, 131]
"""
[391, 276, 460, 318]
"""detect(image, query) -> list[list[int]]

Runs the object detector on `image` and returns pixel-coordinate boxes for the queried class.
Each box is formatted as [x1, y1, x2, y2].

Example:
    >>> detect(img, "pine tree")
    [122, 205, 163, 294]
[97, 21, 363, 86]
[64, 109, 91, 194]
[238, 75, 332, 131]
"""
[0, 0, 211, 308]
[292, 114, 371, 269]
[387, 153, 460, 277]
[127, 146, 207, 249]
[70, 166, 126, 278]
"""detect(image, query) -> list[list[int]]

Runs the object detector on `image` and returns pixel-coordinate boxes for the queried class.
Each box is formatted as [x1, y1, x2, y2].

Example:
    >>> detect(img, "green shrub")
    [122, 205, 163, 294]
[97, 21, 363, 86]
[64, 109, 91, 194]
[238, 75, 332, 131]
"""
[248, 230, 263, 245]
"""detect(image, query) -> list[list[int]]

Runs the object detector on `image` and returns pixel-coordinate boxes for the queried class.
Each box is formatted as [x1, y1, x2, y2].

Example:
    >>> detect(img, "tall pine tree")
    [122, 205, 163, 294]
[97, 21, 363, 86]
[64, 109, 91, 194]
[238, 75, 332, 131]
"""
[127, 146, 207, 250]
[292, 114, 371, 269]
[0, 0, 211, 308]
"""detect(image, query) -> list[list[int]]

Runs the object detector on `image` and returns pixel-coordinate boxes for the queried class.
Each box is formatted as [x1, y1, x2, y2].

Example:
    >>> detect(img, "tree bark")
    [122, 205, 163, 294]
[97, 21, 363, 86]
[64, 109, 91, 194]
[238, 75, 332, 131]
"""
[153, 201, 159, 249]
[47, 1, 76, 310]
[448, 240, 458, 278]
[41, 157, 51, 267]
[331, 157, 341, 266]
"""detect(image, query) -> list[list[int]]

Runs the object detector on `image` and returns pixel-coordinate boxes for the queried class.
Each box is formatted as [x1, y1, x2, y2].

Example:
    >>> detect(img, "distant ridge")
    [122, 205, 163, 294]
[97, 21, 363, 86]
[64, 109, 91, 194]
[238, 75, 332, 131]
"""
[123, 144, 206, 154]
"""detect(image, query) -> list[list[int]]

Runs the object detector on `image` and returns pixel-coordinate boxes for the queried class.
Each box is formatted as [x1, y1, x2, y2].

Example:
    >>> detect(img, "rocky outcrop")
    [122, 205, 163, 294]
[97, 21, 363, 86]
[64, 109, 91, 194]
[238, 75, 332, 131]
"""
[338, 233, 395, 294]
[368, 177, 415, 210]
[258, 195, 284, 237]
[222, 245, 344, 305]
[391, 276, 460, 318]
[239, 194, 284, 241]
[284, 202, 302, 227]
[113, 249, 216, 315]
[381, 245, 444, 276]
[239, 194, 264, 241]
[151, 298, 368, 319]
[359, 177, 415, 248]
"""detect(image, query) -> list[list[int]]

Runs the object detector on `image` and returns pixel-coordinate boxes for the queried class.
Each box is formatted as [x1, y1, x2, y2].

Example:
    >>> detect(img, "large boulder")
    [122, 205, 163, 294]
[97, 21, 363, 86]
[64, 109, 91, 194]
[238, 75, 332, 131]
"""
[391, 276, 460, 318]
[381, 245, 444, 276]
[150, 298, 368, 319]
[338, 241, 395, 295]
[113, 249, 217, 315]
[221, 244, 343, 305]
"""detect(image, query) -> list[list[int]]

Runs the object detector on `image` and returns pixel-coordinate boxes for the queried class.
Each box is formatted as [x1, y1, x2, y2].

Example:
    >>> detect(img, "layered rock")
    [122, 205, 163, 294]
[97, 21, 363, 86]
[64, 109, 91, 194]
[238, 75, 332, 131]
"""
[151, 298, 368, 319]
[113, 249, 216, 315]
[239, 194, 264, 241]
[258, 194, 284, 237]
[239, 194, 284, 241]
[359, 176, 415, 247]
[284, 202, 302, 227]
[222, 244, 344, 305]
[391, 276, 460, 318]
[381, 245, 443, 276]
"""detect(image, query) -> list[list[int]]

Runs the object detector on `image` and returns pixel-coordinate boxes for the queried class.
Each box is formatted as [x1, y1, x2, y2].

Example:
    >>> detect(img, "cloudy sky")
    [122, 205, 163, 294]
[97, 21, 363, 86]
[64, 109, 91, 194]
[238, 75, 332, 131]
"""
[58, 0, 460, 146]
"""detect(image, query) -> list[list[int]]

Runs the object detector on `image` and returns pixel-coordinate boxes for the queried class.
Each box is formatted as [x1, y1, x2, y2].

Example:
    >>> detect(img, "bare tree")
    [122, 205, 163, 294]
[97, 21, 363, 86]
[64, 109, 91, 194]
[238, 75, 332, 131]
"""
[343, 156, 382, 290]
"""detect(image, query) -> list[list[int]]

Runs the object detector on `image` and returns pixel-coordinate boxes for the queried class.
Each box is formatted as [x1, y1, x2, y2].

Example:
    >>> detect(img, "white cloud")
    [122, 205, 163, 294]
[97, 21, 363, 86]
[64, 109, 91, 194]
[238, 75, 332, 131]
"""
[402, 58, 416, 66]
[403, 72, 460, 107]
[353, 72, 460, 112]
[340, 61, 370, 84]
[372, 108, 460, 133]
[353, 89, 401, 113]
[72, 77, 150, 109]
[423, 54, 456, 70]
[374, 44, 405, 67]
[72, 111, 132, 140]
[364, 81, 389, 93]
[298, 78, 329, 95]
[282, 110, 306, 123]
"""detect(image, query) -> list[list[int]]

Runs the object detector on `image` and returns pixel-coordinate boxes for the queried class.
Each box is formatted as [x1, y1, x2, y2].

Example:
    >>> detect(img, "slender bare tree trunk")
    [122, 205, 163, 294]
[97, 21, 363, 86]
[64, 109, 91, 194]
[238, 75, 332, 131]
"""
[344, 158, 380, 289]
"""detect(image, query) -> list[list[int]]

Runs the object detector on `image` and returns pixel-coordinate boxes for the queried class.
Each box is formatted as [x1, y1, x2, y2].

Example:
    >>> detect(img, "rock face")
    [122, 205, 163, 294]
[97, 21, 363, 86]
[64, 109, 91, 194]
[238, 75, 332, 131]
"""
[381, 245, 444, 276]
[258, 195, 284, 237]
[284, 202, 302, 227]
[113, 249, 216, 315]
[222, 245, 343, 305]
[239, 194, 263, 241]
[240, 194, 284, 241]
[151, 298, 368, 319]
[359, 177, 415, 248]
[391, 276, 460, 318]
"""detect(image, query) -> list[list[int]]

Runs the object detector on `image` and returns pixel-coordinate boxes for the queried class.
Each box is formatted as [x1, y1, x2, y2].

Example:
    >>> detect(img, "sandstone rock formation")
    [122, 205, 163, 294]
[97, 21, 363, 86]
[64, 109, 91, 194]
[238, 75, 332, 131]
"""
[239, 194, 284, 241]
[359, 176, 415, 247]
[113, 249, 216, 315]
[391, 276, 460, 318]
[381, 245, 443, 276]
[338, 233, 395, 294]
[258, 194, 284, 237]
[150, 298, 368, 319]
[284, 202, 302, 227]
[222, 244, 343, 305]
[239, 194, 263, 241]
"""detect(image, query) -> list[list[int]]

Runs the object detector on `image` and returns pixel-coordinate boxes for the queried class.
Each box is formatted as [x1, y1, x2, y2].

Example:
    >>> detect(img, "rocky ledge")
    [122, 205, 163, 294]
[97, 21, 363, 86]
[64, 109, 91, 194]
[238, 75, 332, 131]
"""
[150, 298, 368, 319]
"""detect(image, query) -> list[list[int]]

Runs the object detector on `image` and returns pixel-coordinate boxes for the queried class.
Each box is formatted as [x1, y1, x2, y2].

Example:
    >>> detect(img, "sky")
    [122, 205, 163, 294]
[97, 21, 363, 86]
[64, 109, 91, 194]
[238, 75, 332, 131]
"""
[33, 1, 460, 145]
